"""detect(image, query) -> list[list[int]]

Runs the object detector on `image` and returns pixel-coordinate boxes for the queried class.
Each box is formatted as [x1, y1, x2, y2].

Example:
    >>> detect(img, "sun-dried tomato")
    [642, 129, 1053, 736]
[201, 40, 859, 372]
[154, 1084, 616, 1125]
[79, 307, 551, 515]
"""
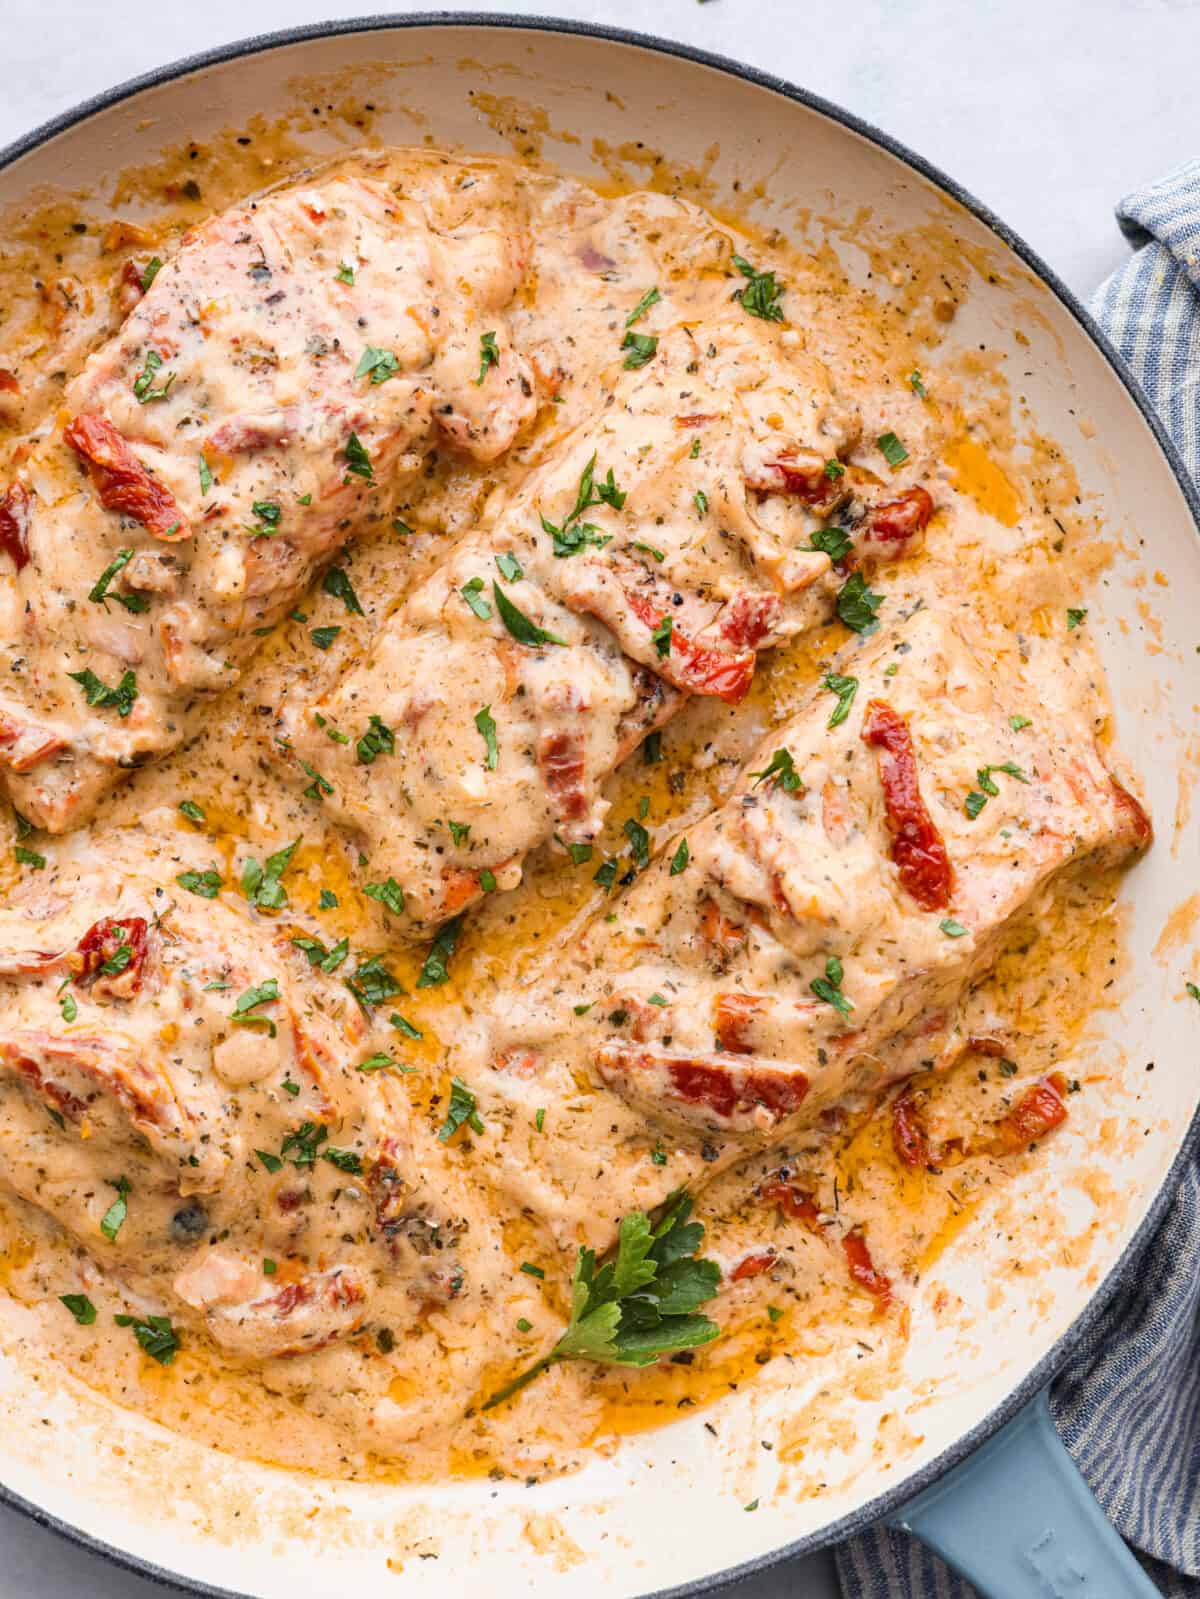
[861, 699, 953, 911]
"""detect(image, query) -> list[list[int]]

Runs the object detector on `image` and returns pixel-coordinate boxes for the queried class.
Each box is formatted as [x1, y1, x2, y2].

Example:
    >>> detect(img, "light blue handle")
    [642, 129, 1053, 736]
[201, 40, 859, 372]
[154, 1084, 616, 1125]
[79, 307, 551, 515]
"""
[887, 1389, 1157, 1597]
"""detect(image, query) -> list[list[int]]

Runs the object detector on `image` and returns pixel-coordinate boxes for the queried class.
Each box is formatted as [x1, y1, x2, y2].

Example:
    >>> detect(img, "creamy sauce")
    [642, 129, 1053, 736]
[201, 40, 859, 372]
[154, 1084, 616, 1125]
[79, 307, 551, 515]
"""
[0, 140, 1149, 1485]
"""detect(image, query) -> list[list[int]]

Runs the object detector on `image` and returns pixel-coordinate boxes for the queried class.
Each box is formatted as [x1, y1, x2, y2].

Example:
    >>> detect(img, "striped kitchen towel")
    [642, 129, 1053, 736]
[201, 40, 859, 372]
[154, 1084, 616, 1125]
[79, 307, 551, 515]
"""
[837, 161, 1200, 1599]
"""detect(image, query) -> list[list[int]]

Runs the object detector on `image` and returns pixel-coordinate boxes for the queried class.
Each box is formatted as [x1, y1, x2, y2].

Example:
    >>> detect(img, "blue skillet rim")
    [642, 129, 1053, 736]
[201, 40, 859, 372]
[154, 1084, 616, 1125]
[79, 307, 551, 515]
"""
[0, 14, 1196, 1599]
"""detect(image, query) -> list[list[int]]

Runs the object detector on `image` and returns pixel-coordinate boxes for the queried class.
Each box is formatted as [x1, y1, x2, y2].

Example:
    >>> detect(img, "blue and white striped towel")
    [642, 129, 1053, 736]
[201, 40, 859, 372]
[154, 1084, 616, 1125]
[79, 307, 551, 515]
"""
[837, 163, 1200, 1599]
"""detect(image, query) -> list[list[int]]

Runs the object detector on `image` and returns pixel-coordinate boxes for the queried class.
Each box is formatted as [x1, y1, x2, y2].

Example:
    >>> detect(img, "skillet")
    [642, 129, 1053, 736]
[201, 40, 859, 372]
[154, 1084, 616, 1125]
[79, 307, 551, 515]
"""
[0, 16, 1197, 1598]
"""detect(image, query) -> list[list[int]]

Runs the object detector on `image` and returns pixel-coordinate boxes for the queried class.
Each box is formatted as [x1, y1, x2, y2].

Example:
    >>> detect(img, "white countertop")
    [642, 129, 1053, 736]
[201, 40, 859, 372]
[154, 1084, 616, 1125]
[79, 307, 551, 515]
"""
[0, 1, 1193, 1595]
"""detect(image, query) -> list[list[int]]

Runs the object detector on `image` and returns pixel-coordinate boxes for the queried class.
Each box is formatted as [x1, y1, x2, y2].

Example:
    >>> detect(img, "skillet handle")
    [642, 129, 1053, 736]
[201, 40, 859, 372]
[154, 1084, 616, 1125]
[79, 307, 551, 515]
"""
[886, 1388, 1158, 1597]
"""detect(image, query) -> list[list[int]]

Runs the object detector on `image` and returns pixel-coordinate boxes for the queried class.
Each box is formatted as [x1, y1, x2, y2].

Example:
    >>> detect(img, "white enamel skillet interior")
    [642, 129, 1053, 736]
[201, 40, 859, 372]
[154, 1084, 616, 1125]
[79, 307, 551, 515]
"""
[0, 16, 1197, 1599]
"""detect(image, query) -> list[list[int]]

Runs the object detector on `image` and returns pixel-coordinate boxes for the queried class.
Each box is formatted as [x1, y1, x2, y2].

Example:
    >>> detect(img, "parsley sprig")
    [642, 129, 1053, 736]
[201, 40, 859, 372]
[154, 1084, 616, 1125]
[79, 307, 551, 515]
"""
[731, 254, 785, 322]
[540, 453, 626, 557]
[482, 1191, 721, 1410]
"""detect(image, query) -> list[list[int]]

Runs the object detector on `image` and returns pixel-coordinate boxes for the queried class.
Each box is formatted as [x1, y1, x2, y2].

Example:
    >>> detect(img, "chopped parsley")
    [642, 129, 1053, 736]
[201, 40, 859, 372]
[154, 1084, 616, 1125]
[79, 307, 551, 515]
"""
[493, 582, 566, 647]
[15, 845, 44, 869]
[541, 454, 625, 557]
[877, 431, 909, 468]
[669, 838, 690, 876]
[88, 549, 148, 613]
[731, 253, 785, 322]
[940, 918, 969, 938]
[358, 1051, 414, 1075]
[114, 1312, 179, 1365]
[59, 988, 77, 1023]
[750, 748, 801, 792]
[99, 1177, 131, 1242]
[390, 1013, 423, 1040]
[230, 978, 280, 1036]
[346, 954, 403, 1009]
[964, 761, 1031, 819]
[356, 713, 395, 765]
[68, 667, 138, 718]
[1188, 982, 1200, 1004]
[625, 286, 660, 326]
[176, 867, 221, 900]
[438, 1076, 484, 1142]
[809, 525, 853, 563]
[354, 345, 400, 384]
[60, 1293, 96, 1325]
[322, 1146, 363, 1174]
[448, 819, 471, 846]
[311, 624, 341, 650]
[824, 458, 846, 480]
[694, 489, 708, 516]
[836, 572, 884, 634]
[822, 672, 858, 728]
[322, 566, 363, 615]
[417, 915, 463, 989]
[495, 551, 523, 582]
[475, 704, 498, 770]
[364, 876, 406, 917]
[475, 330, 500, 385]
[810, 955, 853, 1019]
[343, 432, 374, 484]
[652, 614, 673, 658]
[139, 256, 163, 292]
[132, 349, 174, 403]
[279, 1121, 327, 1168]
[335, 261, 355, 285]
[290, 934, 349, 974]
[642, 731, 662, 765]
[178, 800, 205, 822]
[198, 455, 213, 496]
[242, 836, 300, 911]
[1067, 607, 1087, 630]
[482, 1190, 720, 1410]
[909, 369, 928, 398]
[300, 760, 333, 801]
[621, 331, 658, 369]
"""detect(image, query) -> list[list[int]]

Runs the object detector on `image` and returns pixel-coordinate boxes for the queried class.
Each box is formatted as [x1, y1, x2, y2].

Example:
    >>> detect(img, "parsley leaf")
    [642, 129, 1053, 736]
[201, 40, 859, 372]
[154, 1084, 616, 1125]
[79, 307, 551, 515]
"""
[60, 1293, 96, 1325]
[364, 876, 406, 917]
[809, 525, 853, 563]
[496, 551, 523, 582]
[438, 1076, 484, 1142]
[178, 799, 204, 822]
[940, 918, 969, 937]
[417, 915, 463, 989]
[132, 349, 174, 403]
[731, 253, 785, 322]
[1067, 607, 1087, 630]
[114, 1312, 179, 1365]
[311, 624, 341, 650]
[140, 257, 163, 292]
[88, 549, 148, 613]
[877, 431, 909, 468]
[15, 845, 45, 869]
[322, 566, 363, 615]
[625, 286, 660, 326]
[909, 370, 927, 398]
[965, 761, 1031, 818]
[836, 572, 883, 634]
[482, 1191, 720, 1410]
[475, 704, 498, 770]
[652, 614, 673, 658]
[346, 954, 402, 1009]
[822, 672, 858, 728]
[241, 837, 300, 911]
[198, 455, 213, 496]
[493, 582, 566, 647]
[750, 748, 801, 792]
[356, 713, 394, 766]
[343, 432, 374, 484]
[541, 454, 626, 557]
[176, 868, 221, 900]
[99, 1177, 131, 1242]
[461, 576, 492, 620]
[68, 667, 138, 718]
[230, 978, 279, 1037]
[354, 345, 400, 385]
[810, 954, 853, 1019]
[621, 331, 658, 369]
[475, 331, 499, 385]
[669, 838, 690, 876]
[335, 261, 355, 285]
